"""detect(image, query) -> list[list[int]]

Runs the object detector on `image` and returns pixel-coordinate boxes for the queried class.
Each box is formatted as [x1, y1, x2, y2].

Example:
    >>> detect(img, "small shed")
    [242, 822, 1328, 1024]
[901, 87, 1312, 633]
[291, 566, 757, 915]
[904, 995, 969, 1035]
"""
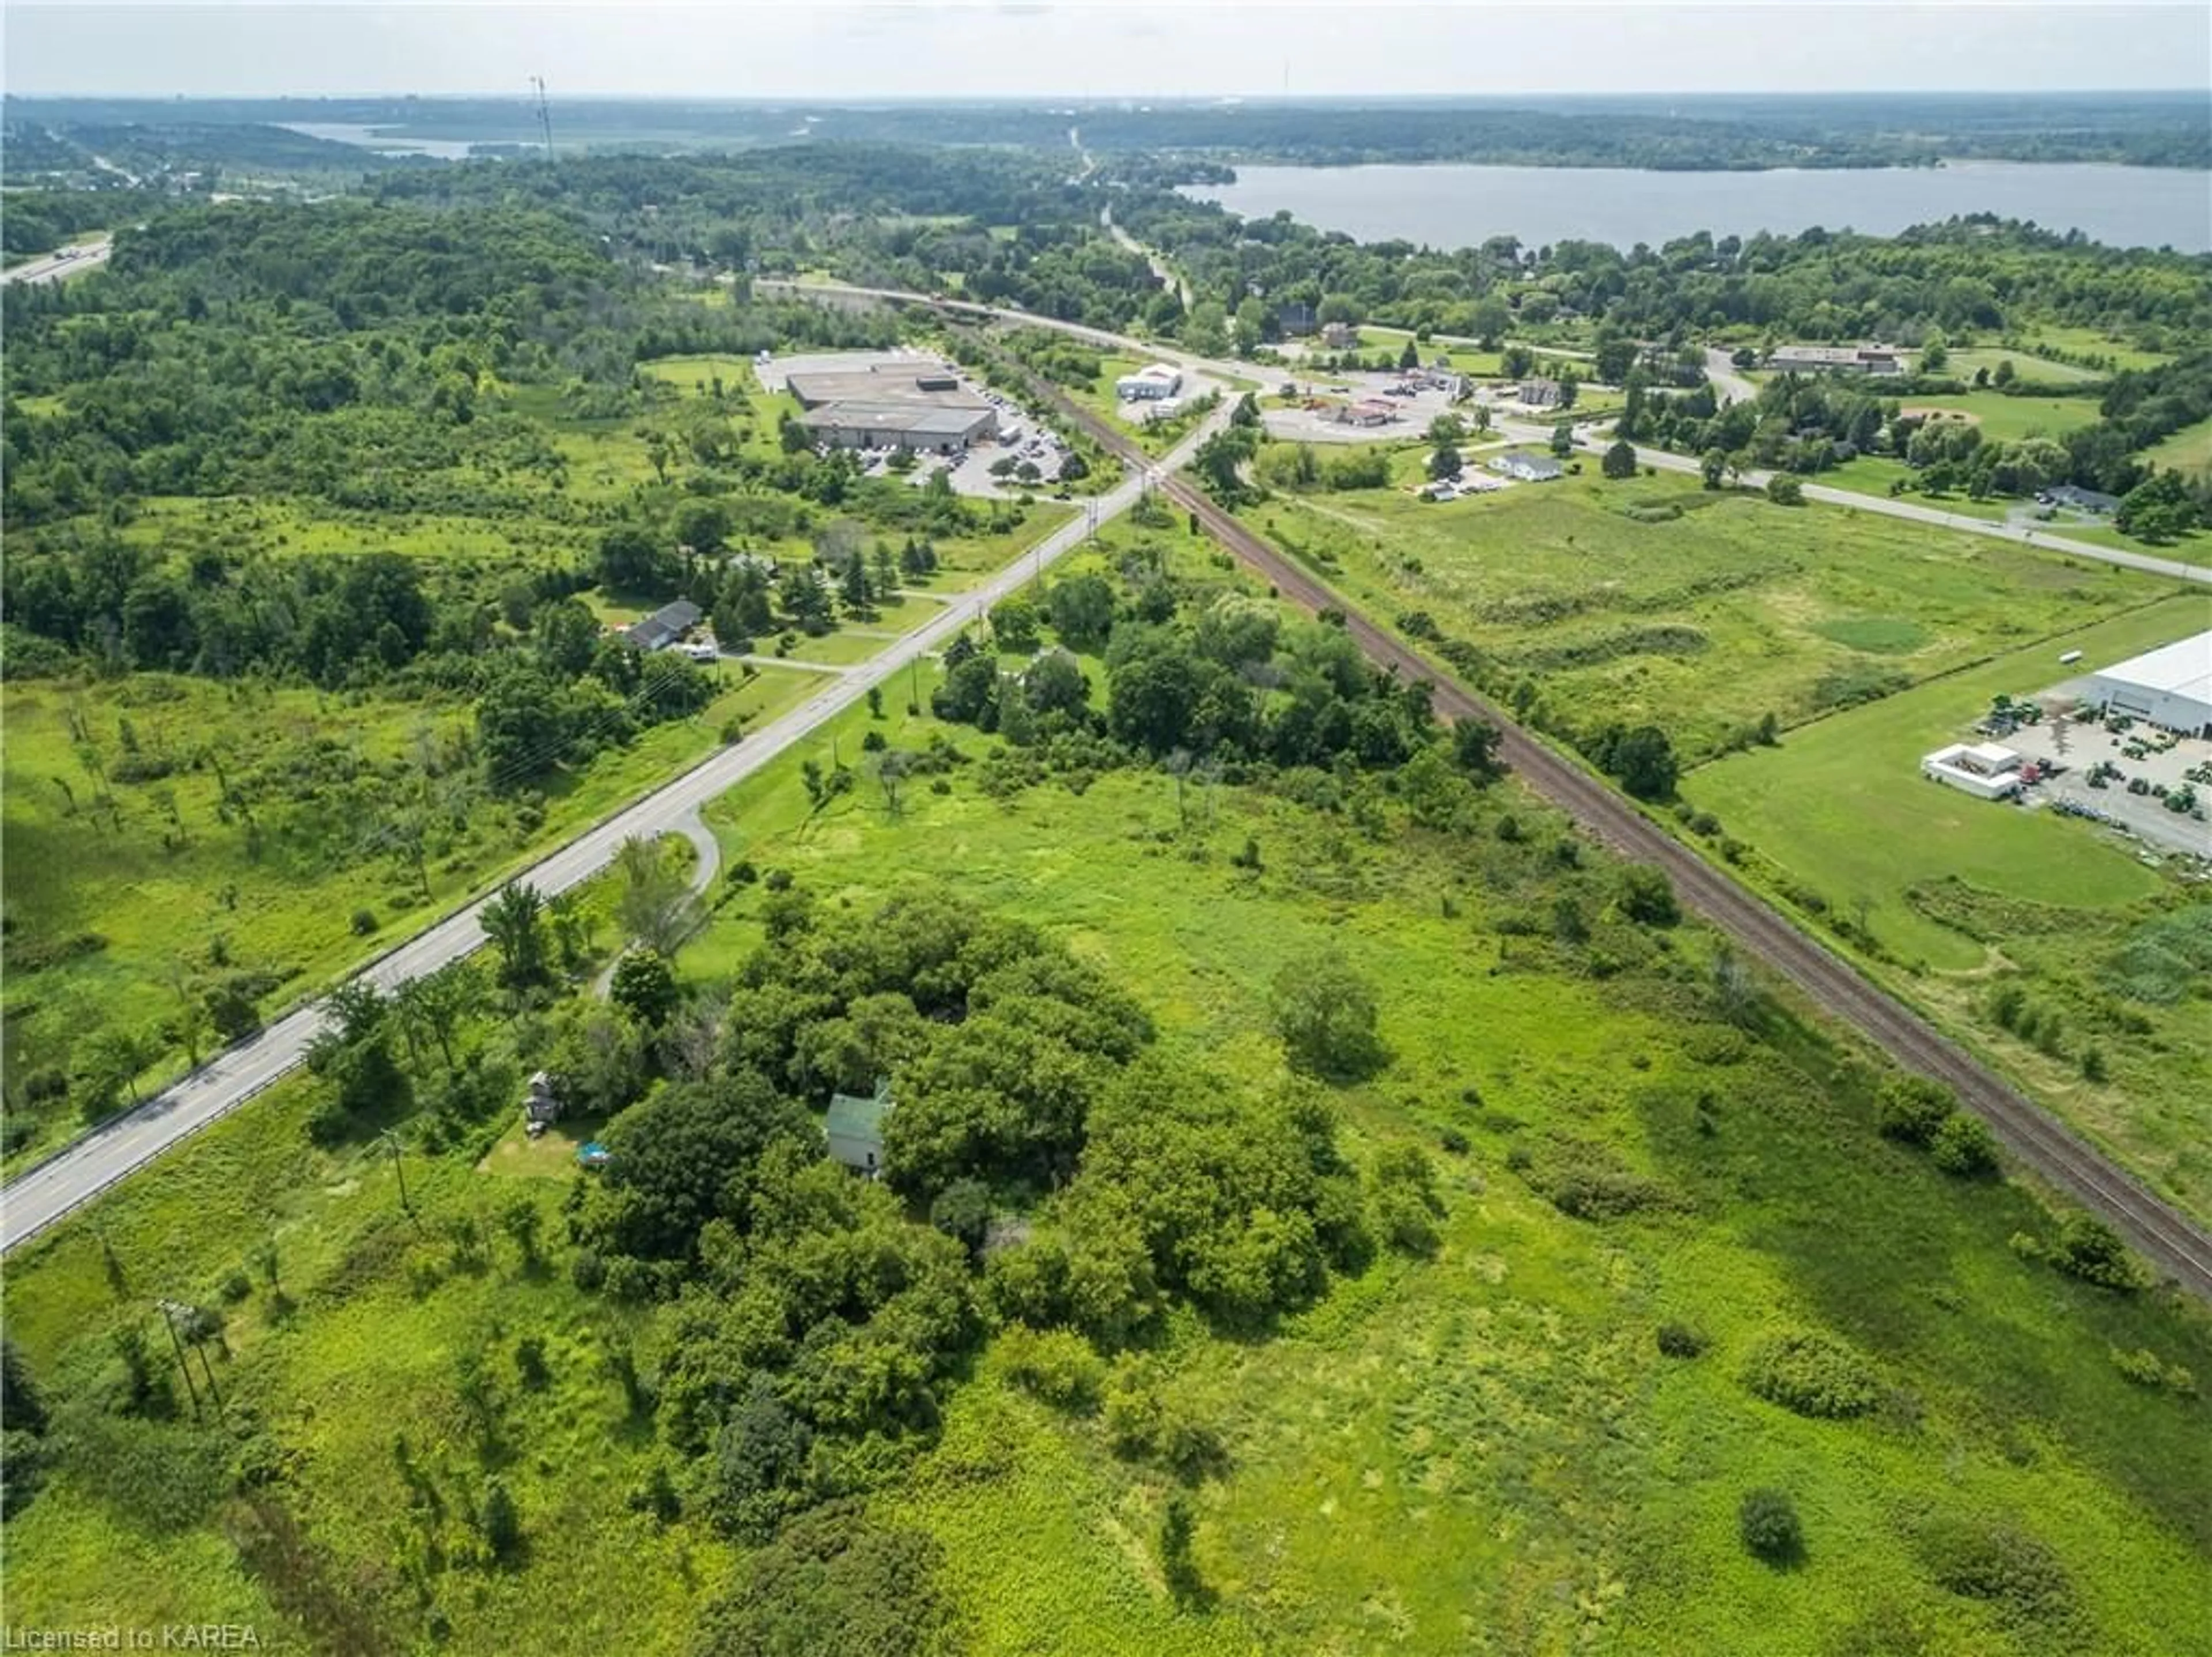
[826, 1080, 895, 1177]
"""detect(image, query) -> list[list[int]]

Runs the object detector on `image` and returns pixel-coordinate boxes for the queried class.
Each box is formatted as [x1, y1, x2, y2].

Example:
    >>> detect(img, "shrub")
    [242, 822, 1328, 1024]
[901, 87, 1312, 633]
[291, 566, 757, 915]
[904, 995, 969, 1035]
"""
[2048, 1214, 2146, 1291]
[726, 860, 759, 887]
[219, 1270, 253, 1304]
[1656, 1322, 1709, 1359]
[997, 1323, 1103, 1412]
[569, 1248, 607, 1292]
[1616, 864, 1680, 927]
[1916, 1515, 2076, 1630]
[2109, 1344, 2198, 1395]
[1270, 948, 1386, 1081]
[479, 1477, 522, 1563]
[1437, 1126, 1469, 1155]
[1738, 1488, 1804, 1563]
[1930, 1113, 1999, 1177]
[514, 1336, 551, 1391]
[1742, 1330, 1880, 1418]
[349, 909, 378, 936]
[1874, 1076, 1955, 1146]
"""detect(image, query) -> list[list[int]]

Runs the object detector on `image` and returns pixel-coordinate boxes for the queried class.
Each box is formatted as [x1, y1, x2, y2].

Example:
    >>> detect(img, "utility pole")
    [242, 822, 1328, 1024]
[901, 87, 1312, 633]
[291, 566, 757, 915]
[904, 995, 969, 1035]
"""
[156, 1300, 202, 1418]
[379, 1128, 415, 1219]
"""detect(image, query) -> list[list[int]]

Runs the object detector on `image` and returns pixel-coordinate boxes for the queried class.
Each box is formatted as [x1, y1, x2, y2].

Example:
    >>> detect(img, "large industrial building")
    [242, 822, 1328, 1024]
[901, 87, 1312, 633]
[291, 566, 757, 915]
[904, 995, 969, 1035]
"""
[2082, 630, 2212, 737]
[783, 358, 998, 454]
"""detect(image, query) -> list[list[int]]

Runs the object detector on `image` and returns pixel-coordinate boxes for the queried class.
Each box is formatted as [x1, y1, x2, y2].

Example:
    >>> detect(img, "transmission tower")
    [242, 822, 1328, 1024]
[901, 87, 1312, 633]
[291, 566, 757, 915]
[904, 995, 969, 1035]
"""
[532, 75, 554, 160]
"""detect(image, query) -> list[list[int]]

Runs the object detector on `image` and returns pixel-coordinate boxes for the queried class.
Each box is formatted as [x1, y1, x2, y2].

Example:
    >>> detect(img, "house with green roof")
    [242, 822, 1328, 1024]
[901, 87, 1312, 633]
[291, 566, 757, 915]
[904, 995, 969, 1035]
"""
[825, 1079, 894, 1178]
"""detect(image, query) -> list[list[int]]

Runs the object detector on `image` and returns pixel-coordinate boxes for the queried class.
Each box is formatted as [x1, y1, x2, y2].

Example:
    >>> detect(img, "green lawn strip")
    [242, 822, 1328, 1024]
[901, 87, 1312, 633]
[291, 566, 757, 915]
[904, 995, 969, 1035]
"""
[2143, 416, 2212, 478]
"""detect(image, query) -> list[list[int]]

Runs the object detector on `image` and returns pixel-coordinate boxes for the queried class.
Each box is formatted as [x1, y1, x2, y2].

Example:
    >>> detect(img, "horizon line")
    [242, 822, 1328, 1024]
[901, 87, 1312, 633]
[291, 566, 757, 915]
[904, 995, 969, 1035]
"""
[6, 87, 2209, 103]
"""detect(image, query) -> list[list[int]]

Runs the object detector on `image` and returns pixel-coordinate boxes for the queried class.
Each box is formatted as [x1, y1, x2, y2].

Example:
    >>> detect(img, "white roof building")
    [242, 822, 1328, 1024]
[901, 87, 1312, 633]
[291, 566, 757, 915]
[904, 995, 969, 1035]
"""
[2084, 630, 2212, 738]
[1922, 741, 2025, 800]
[1116, 363, 1184, 401]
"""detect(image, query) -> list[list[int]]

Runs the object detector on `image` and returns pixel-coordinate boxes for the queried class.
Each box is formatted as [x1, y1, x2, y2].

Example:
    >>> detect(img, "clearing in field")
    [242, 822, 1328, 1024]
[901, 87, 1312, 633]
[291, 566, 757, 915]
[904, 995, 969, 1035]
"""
[1244, 471, 2183, 759]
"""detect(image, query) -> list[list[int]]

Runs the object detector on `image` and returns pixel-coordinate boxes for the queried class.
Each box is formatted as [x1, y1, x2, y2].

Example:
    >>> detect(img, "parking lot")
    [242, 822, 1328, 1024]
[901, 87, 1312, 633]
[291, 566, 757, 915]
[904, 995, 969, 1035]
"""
[758, 348, 1074, 497]
[1259, 366, 1475, 445]
[2001, 713, 2212, 858]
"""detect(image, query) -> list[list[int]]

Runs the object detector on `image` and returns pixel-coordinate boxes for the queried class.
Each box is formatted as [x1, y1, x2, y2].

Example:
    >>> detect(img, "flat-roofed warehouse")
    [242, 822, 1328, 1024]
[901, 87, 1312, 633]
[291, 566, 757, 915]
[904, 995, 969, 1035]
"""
[784, 367, 981, 408]
[2083, 630, 2212, 737]
[798, 401, 997, 453]
[781, 360, 998, 454]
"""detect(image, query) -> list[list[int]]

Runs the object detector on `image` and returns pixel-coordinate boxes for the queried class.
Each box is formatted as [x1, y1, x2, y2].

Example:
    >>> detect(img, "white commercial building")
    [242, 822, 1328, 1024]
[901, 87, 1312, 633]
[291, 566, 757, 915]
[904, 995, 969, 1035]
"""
[2082, 630, 2212, 737]
[1922, 741, 2025, 800]
[1116, 363, 1184, 401]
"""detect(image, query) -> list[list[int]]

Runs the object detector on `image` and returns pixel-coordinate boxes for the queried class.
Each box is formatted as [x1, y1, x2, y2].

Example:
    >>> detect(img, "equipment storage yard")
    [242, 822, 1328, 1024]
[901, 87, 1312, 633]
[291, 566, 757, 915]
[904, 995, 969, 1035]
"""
[1261, 366, 1479, 444]
[1997, 704, 2212, 857]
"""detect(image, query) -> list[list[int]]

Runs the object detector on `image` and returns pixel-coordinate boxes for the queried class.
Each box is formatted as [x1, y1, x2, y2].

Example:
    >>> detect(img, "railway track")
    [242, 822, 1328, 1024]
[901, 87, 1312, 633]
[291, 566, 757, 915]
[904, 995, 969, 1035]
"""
[1010, 357, 2212, 1303]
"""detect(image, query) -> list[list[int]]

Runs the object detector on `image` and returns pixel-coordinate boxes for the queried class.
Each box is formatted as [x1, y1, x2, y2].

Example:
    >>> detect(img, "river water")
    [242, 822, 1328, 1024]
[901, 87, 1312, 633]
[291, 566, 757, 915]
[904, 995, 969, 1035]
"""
[281, 122, 484, 161]
[1185, 160, 2212, 254]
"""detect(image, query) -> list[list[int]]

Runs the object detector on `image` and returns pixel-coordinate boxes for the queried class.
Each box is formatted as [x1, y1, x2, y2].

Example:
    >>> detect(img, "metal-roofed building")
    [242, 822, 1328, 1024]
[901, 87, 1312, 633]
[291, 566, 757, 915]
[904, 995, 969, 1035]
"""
[798, 400, 996, 453]
[2083, 630, 2212, 737]
[826, 1080, 895, 1176]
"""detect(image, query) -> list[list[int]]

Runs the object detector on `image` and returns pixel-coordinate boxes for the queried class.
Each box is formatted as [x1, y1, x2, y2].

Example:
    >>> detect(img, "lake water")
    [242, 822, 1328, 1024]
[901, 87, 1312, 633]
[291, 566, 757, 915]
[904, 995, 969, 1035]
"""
[282, 122, 483, 162]
[1186, 161, 2212, 254]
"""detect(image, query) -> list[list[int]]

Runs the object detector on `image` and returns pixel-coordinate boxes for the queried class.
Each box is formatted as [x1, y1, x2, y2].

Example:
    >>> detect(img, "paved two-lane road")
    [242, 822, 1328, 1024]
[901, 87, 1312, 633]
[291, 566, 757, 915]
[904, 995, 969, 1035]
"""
[0, 409, 1228, 1251]
[2, 236, 112, 286]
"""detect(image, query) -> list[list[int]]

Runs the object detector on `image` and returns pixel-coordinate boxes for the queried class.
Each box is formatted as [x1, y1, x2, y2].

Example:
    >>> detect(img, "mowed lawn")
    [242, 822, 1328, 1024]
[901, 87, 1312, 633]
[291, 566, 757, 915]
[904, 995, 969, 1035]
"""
[1892, 392, 2105, 443]
[1683, 595, 2212, 1215]
[2144, 415, 2212, 478]
[1244, 472, 2179, 758]
[1684, 597, 2203, 969]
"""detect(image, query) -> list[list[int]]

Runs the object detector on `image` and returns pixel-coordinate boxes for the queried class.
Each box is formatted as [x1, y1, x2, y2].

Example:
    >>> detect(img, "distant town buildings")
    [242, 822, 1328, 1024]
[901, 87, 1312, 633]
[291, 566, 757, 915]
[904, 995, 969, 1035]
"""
[1517, 377, 1566, 408]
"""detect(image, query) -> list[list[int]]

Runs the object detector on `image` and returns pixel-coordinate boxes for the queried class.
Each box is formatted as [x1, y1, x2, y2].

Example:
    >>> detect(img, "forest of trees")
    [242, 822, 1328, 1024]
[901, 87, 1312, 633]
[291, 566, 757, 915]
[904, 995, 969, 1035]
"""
[11, 91, 2207, 172]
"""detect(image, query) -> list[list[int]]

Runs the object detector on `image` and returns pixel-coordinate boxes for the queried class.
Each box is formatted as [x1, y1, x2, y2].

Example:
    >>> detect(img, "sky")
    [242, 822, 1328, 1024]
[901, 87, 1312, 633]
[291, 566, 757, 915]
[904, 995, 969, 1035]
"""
[5, 1, 2209, 100]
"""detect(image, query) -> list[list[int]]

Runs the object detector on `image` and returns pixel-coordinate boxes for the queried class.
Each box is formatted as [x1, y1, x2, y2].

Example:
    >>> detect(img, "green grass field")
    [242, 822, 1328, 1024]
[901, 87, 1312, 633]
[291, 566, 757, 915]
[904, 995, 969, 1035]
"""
[2002, 325, 2172, 373]
[1684, 595, 2212, 1216]
[9, 612, 2210, 1654]
[2144, 417, 2212, 479]
[1243, 471, 2183, 760]
[0, 663, 827, 1170]
[1945, 349, 2101, 386]
[1895, 394, 2105, 444]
